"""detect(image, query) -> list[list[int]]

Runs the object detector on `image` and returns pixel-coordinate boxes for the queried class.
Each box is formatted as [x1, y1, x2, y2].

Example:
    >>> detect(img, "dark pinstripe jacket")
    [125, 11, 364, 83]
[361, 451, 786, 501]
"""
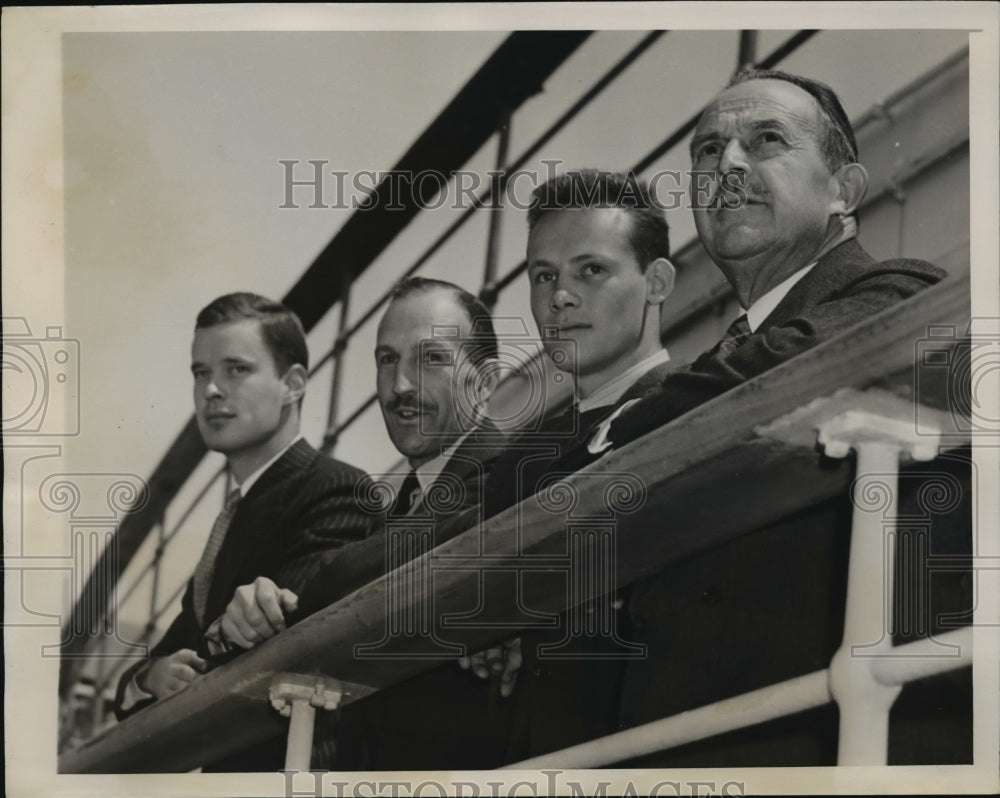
[113, 439, 371, 721]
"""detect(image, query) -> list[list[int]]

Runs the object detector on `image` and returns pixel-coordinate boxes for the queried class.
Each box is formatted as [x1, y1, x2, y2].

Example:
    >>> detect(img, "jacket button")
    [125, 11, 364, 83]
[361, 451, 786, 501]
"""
[701, 585, 721, 606]
[532, 667, 544, 678]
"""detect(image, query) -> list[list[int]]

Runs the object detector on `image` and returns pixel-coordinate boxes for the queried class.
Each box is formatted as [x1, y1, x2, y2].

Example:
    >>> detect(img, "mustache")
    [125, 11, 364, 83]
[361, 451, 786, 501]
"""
[693, 170, 767, 210]
[386, 396, 437, 414]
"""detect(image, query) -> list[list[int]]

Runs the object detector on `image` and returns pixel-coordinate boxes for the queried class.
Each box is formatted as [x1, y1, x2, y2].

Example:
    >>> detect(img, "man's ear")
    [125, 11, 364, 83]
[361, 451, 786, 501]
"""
[829, 162, 869, 217]
[282, 363, 308, 406]
[475, 358, 500, 402]
[646, 258, 676, 306]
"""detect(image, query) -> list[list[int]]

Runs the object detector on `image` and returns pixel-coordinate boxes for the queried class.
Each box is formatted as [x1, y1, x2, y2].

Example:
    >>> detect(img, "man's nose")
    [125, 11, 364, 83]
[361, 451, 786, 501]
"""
[550, 277, 580, 312]
[202, 379, 223, 400]
[392, 363, 416, 395]
[719, 138, 751, 176]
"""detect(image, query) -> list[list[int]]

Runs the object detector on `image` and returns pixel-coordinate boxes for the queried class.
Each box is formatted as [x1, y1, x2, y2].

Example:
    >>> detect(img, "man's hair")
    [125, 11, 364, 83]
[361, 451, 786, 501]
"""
[527, 170, 671, 269]
[727, 68, 858, 171]
[388, 277, 499, 367]
[195, 292, 309, 374]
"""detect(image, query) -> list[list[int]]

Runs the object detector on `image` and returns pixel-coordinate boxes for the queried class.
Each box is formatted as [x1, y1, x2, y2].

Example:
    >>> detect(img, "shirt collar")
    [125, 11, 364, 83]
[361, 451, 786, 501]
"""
[578, 348, 671, 413]
[744, 225, 858, 333]
[413, 430, 473, 495]
[744, 264, 816, 333]
[237, 434, 303, 497]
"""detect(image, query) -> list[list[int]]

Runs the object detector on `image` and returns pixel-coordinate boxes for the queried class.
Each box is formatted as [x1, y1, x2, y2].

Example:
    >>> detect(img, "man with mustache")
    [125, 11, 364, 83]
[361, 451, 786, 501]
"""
[215, 277, 514, 769]
[602, 68, 946, 452]
[606, 71, 968, 766]
[113, 292, 371, 770]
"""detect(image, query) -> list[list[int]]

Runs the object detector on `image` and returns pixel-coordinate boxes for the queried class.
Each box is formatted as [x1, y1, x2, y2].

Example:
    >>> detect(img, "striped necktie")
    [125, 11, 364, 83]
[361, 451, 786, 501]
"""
[715, 314, 752, 360]
[192, 488, 241, 627]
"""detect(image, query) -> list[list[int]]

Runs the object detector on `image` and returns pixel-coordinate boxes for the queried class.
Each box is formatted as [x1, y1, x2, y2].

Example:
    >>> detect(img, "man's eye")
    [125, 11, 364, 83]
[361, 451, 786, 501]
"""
[583, 263, 607, 276]
[531, 271, 555, 284]
[755, 131, 785, 148]
[228, 364, 250, 375]
[192, 370, 208, 380]
[376, 353, 397, 367]
[695, 142, 721, 161]
[423, 350, 453, 366]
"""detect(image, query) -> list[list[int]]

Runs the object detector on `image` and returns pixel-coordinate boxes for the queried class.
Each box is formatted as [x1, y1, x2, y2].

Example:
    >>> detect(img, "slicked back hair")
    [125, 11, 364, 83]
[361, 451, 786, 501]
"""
[727, 68, 859, 172]
[527, 169, 671, 270]
[388, 277, 499, 368]
[195, 292, 309, 374]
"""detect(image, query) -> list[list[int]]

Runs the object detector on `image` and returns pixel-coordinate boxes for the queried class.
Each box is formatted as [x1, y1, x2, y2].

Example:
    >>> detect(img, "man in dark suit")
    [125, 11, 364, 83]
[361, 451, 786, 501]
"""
[604, 70, 966, 766]
[112, 292, 371, 768]
[475, 170, 678, 761]
[604, 69, 945, 450]
[218, 278, 513, 769]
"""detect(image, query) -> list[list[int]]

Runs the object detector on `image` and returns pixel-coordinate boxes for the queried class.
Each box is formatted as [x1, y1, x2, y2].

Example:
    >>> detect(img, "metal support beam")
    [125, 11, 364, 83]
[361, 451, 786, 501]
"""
[737, 30, 758, 72]
[481, 110, 511, 308]
[269, 674, 344, 772]
[323, 282, 352, 455]
[817, 409, 942, 765]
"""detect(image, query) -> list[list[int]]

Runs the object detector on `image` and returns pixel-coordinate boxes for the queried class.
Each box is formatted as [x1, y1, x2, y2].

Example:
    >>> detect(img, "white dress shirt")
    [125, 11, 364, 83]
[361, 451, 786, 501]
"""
[578, 348, 671, 413]
[744, 264, 816, 333]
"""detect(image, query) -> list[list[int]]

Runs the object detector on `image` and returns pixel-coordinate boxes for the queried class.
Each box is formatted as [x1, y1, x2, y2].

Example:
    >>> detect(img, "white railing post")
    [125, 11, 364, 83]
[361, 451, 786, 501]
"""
[269, 674, 344, 772]
[817, 408, 941, 764]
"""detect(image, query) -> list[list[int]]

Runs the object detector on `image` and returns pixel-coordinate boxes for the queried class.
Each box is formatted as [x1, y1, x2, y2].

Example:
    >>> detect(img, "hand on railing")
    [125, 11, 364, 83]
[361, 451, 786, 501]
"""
[458, 636, 522, 698]
[205, 576, 299, 652]
[142, 649, 207, 699]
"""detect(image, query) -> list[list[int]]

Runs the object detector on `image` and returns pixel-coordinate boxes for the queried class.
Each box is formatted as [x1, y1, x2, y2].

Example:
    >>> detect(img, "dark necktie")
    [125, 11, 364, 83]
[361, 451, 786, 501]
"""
[392, 471, 421, 516]
[714, 314, 752, 360]
[192, 488, 241, 627]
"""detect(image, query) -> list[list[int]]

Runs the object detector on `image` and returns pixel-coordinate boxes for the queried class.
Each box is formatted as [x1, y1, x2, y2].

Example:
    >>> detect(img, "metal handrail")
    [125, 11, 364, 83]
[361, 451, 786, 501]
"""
[505, 629, 973, 769]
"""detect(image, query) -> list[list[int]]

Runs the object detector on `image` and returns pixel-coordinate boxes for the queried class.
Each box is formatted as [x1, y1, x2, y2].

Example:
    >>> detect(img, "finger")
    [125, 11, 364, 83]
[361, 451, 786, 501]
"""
[505, 643, 523, 672]
[166, 677, 193, 695]
[471, 657, 490, 680]
[255, 583, 288, 631]
[278, 588, 299, 615]
[485, 646, 504, 674]
[221, 615, 257, 649]
[230, 605, 268, 644]
[500, 670, 518, 698]
[176, 649, 207, 672]
[172, 664, 200, 683]
[239, 591, 280, 639]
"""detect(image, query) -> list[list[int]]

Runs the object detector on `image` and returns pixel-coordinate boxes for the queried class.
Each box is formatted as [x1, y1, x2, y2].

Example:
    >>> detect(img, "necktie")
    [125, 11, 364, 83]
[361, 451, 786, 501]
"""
[714, 314, 752, 360]
[392, 471, 421, 516]
[192, 488, 241, 627]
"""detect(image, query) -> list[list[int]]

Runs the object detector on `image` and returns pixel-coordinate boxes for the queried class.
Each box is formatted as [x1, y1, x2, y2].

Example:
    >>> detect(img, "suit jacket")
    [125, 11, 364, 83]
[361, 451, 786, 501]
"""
[113, 439, 371, 768]
[608, 243, 971, 766]
[483, 359, 679, 521]
[295, 424, 517, 771]
[608, 238, 946, 449]
[482, 361, 679, 762]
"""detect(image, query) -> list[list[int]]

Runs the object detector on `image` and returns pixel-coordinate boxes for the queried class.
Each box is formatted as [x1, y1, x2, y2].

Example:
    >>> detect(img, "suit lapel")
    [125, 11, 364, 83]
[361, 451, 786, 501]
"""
[203, 439, 319, 620]
[758, 238, 874, 329]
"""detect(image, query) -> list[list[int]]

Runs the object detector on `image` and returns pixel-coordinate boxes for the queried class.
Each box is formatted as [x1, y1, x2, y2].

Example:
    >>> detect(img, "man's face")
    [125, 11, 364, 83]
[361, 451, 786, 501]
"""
[527, 207, 658, 393]
[191, 319, 292, 459]
[376, 290, 484, 469]
[690, 79, 840, 282]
